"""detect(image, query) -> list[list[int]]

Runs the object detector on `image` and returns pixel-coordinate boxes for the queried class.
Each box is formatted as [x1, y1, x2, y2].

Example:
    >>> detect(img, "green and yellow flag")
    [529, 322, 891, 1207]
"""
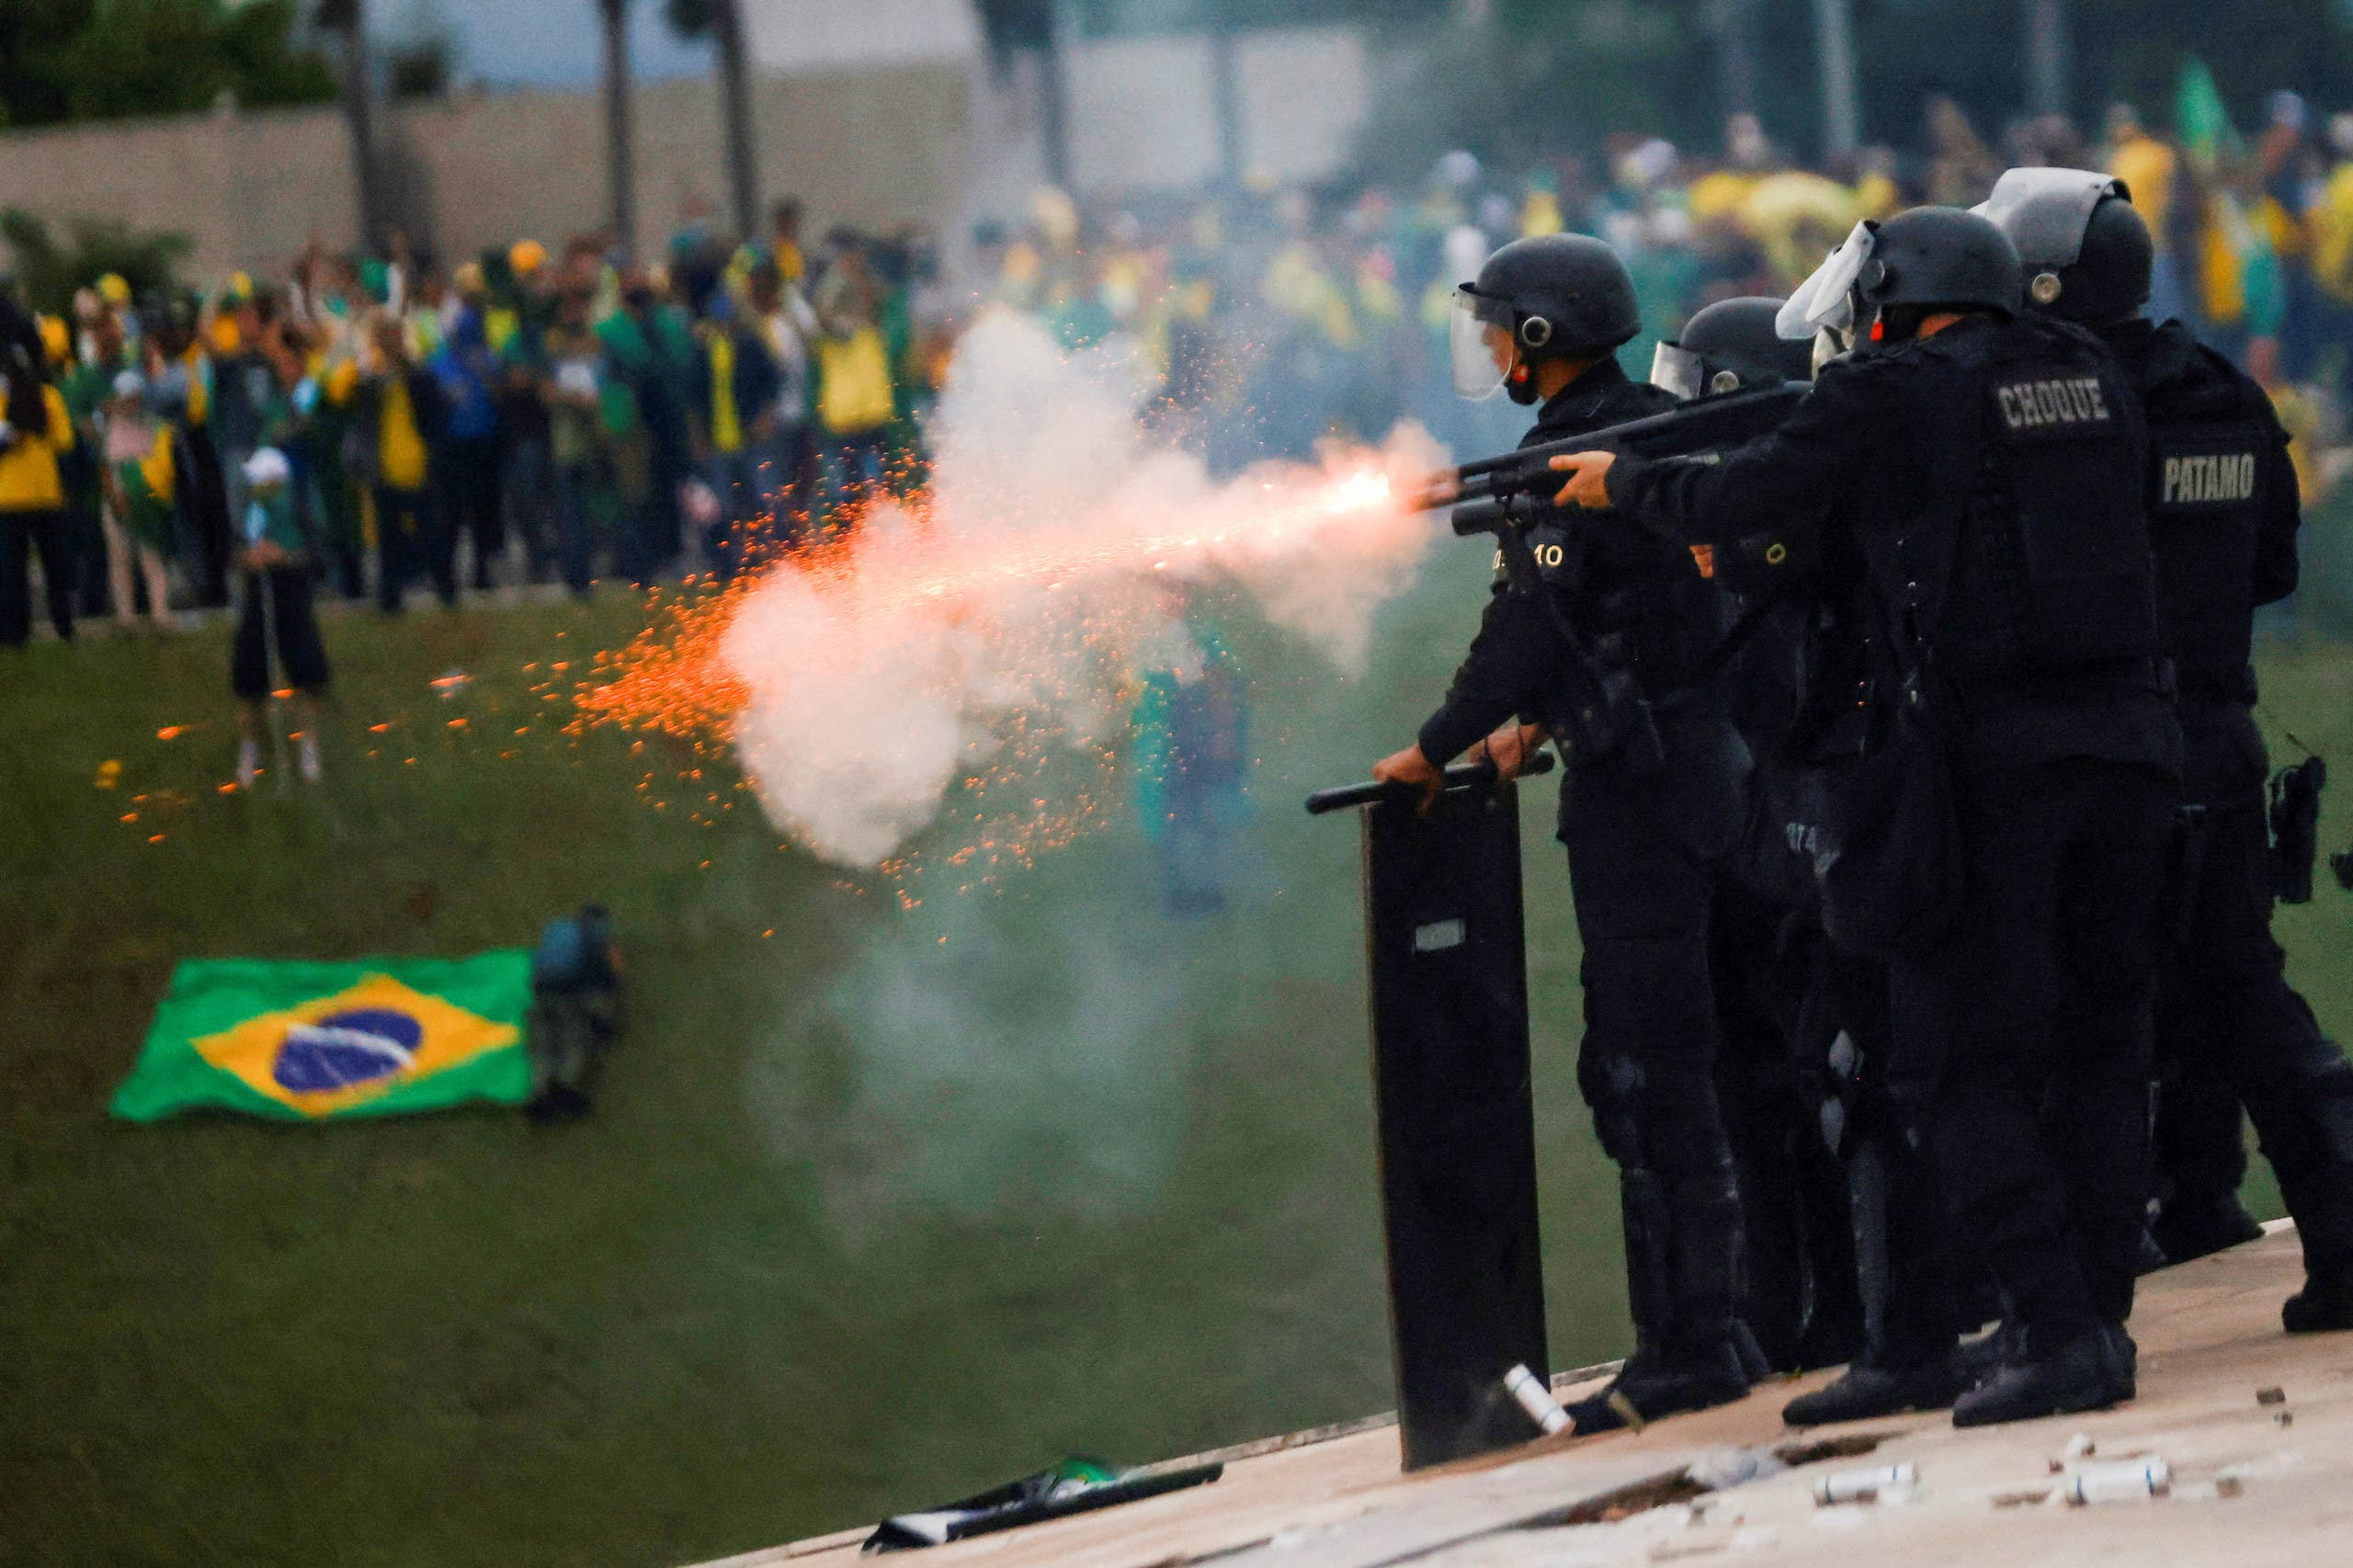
[112, 954, 534, 1123]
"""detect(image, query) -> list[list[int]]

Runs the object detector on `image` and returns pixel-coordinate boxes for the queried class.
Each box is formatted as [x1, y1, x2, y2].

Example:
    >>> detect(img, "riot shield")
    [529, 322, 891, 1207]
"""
[1308, 758, 1552, 1468]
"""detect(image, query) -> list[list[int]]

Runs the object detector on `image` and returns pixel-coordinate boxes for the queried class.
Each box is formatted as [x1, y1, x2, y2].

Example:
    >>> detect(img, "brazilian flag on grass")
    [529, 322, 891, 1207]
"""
[111, 953, 533, 1123]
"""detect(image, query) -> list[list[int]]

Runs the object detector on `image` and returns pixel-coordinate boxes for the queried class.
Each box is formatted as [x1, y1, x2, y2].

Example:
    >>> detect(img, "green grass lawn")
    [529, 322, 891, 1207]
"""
[4, 562, 2350, 1566]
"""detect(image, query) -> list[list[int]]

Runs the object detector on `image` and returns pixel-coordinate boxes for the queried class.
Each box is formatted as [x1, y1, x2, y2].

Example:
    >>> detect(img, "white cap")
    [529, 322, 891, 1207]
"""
[242, 446, 291, 488]
[111, 369, 143, 401]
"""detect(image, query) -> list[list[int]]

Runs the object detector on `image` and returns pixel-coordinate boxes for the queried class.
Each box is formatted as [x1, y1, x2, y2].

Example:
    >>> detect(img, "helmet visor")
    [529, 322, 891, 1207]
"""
[1650, 340, 1705, 402]
[1972, 167, 2119, 269]
[1449, 288, 1515, 400]
[1776, 221, 1876, 341]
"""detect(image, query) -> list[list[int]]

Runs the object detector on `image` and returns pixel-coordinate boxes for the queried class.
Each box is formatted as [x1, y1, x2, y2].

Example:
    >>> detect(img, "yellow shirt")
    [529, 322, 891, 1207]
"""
[378, 376, 429, 492]
[707, 333, 742, 454]
[2109, 134, 2177, 243]
[0, 385, 74, 511]
[2309, 165, 2353, 303]
[816, 327, 894, 437]
[179, 347, 210, 426]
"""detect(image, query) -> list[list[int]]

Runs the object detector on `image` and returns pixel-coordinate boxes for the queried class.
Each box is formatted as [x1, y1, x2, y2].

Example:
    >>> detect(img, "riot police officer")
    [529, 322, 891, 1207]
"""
[1983, 168, 2353, 1332]
[1652, 299, 1869, 1375]
[1551, 207, 2179, 1426]
[1373, 233, 1760, 1431]
[1665, 298, 1983, 1427]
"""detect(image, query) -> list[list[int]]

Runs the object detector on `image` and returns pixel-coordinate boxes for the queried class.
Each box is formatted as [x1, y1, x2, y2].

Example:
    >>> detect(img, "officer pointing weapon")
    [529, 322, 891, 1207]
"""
[1551, 207, 2179, 1428]
[1374, 233, 1764, 1433]
[1982, 168, 2353, 1334]
[1653, 299, 1877, 1381]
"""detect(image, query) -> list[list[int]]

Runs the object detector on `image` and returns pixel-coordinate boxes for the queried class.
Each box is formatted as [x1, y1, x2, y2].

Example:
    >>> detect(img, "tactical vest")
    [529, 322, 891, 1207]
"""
[1920, 324, 2158, 686]
[1514, 372, 1720, 698]
[2136, 335, 2272, 691]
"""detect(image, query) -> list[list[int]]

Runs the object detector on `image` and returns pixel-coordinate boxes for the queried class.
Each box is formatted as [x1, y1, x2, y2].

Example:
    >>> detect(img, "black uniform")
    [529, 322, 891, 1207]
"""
[1708, 450, 1969, 1387]
[1711, 599, 1869, 1373]
[2104, 316, 2353, 1278]
[1612, 312, 2180, 1362]
[1688, 409, 1870, 1374]
[1419, 359, 1757, 1376]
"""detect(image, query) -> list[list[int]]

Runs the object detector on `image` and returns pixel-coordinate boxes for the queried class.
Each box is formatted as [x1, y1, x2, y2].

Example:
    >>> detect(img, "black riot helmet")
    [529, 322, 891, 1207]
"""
[1857, 206, 2023, 328]
[1973, 167, 2152, 324]
[1652, 297, 1813, 399]
[1451, 233, 1642, 404]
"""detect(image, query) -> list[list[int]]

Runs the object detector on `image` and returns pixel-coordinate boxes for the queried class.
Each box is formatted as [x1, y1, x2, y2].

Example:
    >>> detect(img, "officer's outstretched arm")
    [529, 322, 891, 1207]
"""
[1549, 450, 1617, 509]
[1577, 362, 1890, 552]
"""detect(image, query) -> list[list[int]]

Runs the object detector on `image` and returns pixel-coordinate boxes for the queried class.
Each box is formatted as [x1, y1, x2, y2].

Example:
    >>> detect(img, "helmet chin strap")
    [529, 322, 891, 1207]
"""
[1511, 349, 1604, 405]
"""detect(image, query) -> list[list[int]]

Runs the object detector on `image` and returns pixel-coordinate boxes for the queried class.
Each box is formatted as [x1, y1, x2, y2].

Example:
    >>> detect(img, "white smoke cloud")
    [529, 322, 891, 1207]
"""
[720, 310, 1441, 869]
[741, 881, 1197, 1234]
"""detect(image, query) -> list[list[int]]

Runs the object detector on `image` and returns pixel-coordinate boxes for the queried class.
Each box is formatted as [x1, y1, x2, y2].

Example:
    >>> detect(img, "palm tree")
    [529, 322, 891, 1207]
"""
[2023, 0, 2071, 118]
[315, 0, 385, 253]
[1811, 0, 1859, 160]
[599, 0, 638, 259]
[1206, 0, 1241, 190]
[665, 0, 758, 242]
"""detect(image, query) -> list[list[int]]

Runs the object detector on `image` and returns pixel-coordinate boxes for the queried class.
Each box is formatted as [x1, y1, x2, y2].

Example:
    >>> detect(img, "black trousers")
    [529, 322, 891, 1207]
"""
[1711, 881, 1864, 1369]
[0, 506, 74, 645]
[1890, 756, 2174, 1357]
[62, 450, 105, 618]
[438, 436, 504, 588]
[1806, 945, 1981, 1364]
[232, 566, 331, 698]
[1561, 706, 1751, 1353]
[374, 484, 453, 611]
[183, 431, 232, 608]
[2156, 728, 2353, 1270]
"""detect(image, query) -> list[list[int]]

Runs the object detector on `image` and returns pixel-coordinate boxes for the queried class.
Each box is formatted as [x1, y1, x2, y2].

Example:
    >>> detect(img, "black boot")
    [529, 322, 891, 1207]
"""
[2103, 1324, 2138, 1401]
[1950, 1328, 2127, 1427]
[1783, 1352, 1964, 1426]
[1953, 1322, 2018, 1387]
[1569, 1166, 1755, 1434]
[2282, 1262, 2353, 1333]
[1565, 1337, 1753, 1434]
[2152, 1196, 2264, 1265]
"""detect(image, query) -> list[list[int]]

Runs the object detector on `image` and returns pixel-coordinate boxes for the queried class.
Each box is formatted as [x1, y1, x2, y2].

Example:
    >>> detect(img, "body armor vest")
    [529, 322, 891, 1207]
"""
[1917, 324, 2158, 686]
[1515, 371, 1721, 696]
[2133, 332, 2272, 689]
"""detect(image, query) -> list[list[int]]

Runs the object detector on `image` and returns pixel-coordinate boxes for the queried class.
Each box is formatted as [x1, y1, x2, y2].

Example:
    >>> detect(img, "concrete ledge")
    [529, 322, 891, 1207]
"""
[699, 1222, 2347, 1567]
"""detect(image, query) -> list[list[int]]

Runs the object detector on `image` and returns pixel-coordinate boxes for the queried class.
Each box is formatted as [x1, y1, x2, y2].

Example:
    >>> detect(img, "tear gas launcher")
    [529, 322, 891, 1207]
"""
[1404, 383, 1808, 773]
[1419, 381, 1807, 548]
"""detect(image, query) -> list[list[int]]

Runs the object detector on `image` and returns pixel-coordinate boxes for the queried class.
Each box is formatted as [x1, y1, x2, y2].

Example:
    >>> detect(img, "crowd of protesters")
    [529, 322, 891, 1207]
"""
[8, 80, 2353, 666]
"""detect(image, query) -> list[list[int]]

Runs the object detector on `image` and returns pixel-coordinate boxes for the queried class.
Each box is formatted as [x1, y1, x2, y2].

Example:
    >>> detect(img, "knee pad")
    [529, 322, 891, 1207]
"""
[1583, 1049, 1648, 1167]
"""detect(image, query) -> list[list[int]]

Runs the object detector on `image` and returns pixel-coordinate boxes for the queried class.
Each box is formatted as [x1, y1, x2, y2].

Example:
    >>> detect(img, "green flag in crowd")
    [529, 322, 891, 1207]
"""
[111, 953, 534, 1123]
[2176, 56, 2237, 166]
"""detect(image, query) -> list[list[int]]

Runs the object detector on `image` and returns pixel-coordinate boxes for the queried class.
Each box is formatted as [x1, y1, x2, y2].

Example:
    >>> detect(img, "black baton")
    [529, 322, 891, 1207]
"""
[1305, 750, 1556, 816]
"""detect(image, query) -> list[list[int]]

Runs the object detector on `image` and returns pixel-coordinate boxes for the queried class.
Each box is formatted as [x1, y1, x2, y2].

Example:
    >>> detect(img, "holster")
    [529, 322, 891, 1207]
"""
[2270, 756, 2327, 905]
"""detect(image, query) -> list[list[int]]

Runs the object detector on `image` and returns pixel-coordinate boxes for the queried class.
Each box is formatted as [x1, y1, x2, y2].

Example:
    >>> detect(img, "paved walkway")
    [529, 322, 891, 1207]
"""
[698, 1223, 2353, 1567]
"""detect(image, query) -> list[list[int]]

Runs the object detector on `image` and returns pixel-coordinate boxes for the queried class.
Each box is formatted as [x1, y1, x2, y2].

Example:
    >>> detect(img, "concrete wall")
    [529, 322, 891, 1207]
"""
[0, 103, 358, 280]
[1061, 26, 1370, 193]
[0, 67, 973, 280]
[0, 7, 1371, 283]
[746, 0, 982, 70]
[744, 0, 1373, 202]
